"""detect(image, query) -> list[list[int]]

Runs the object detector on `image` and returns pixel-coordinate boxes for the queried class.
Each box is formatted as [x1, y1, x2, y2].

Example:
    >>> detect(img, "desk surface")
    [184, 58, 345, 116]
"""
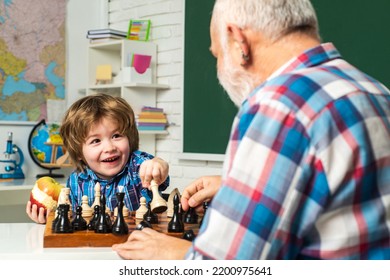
[0, 223, 121, 260]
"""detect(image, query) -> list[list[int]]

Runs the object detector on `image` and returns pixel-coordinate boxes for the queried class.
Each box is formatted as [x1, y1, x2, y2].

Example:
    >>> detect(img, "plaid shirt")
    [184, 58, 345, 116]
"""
[66, 150, 169, 212]
[186, 43, 390, 259]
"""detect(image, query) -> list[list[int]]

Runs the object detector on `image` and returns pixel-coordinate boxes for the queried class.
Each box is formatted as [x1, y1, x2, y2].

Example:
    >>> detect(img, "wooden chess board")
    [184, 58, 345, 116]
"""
[43, 211, 200, 248]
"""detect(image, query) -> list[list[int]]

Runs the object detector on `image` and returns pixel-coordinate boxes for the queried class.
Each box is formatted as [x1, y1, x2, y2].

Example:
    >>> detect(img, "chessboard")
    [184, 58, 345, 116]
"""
[43, 210, 200, 248]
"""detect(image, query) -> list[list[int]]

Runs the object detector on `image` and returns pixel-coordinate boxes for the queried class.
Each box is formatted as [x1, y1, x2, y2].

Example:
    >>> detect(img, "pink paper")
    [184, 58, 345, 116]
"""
[132, 54, 152, 74]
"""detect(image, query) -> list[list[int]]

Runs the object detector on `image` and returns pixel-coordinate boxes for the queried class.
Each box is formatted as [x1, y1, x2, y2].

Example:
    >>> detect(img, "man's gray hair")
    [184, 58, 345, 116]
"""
[212, 0, 320, 42]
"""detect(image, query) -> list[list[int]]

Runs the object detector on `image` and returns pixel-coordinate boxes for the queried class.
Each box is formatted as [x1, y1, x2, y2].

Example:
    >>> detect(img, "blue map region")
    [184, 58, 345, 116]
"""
[0, 62, 65, 120]
[2, 71, 36, 96]
[0, 109, 27, 121]
[3, 63, 64, 98]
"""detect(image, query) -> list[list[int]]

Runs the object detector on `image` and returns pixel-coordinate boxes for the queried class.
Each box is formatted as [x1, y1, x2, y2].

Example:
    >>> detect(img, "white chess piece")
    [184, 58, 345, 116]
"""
[135, 197, 148, 219]
[150, 180, 167, 213]
[56, 187, 72, 217]
[91, 182, 101, 209]
[81, 195, 93, 218]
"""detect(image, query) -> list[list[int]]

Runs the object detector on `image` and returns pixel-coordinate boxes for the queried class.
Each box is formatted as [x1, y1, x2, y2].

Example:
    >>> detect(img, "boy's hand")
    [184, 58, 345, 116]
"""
[140, 157, 169, 189]
[26, 200, 50, 224]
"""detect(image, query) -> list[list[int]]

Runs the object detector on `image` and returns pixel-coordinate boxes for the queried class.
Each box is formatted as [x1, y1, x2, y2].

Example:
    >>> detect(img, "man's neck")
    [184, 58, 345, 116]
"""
[249, 32, 321, 84]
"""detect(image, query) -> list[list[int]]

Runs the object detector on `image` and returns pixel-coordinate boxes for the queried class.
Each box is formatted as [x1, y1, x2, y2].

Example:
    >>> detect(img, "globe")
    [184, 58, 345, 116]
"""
[28, 119, 65, 178]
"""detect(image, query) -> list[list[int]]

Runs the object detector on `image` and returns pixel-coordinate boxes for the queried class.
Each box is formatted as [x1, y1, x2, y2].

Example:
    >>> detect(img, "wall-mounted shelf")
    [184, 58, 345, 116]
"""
[87, 40, 169, 154]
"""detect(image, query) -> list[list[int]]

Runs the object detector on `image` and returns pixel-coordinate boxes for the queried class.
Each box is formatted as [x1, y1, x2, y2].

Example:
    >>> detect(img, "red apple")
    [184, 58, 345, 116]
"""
[29, 176, 64, 213]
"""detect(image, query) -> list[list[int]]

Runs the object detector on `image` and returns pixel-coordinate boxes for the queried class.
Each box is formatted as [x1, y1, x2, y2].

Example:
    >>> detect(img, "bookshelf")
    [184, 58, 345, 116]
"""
[86, 40, 169, 155]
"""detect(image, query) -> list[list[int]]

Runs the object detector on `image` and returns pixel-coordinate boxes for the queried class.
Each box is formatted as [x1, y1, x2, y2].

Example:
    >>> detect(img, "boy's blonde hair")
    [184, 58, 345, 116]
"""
[60, 93, 139, 172]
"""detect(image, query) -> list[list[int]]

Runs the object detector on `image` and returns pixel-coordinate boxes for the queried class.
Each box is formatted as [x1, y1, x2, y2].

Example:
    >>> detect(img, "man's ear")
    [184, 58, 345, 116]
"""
[227, 24, 250, 66]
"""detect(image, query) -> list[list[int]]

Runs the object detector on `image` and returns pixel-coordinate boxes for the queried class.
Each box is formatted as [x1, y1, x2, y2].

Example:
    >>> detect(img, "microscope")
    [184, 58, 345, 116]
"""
[0, 132, 25, 179]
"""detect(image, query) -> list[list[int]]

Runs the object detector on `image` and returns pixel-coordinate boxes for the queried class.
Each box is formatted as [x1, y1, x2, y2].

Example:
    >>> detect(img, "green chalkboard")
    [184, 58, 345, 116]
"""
[183, 0, 237, 155]
[183, 1, 390, 156]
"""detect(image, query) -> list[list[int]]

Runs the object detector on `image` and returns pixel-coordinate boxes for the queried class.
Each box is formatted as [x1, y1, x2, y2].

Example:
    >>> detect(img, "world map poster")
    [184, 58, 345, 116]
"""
[0, 0, 66, 122]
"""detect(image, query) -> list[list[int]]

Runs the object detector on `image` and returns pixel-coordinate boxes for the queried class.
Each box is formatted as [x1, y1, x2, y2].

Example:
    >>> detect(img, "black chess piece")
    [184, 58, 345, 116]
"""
[168, 193, 184, 233]
[112, 192, 129, 235]
[95, 193, 112, 233]
[143, 202, 159, 224]
[53, 204, 73, 233]
[199, 201, 210, 227]
[182, 229, 196, 241]
[72, 206, 88, 231]
[183, 207, 198, 224]
[88, 205, 100, 230]
[136, 220, 153, 230]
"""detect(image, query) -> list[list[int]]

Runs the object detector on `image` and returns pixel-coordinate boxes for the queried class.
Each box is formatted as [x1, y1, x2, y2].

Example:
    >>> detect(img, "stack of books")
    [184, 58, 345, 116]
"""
[137, 106, 168, 132]
[86, 28, 127, 43]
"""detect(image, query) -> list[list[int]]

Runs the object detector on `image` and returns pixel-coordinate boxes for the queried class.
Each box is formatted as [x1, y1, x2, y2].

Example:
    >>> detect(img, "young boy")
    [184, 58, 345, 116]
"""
[26, 93, 169, 224]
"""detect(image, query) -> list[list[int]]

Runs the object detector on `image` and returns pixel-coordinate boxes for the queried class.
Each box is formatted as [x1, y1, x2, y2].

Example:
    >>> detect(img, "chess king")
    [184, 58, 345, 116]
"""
[29, 176, 64, 214]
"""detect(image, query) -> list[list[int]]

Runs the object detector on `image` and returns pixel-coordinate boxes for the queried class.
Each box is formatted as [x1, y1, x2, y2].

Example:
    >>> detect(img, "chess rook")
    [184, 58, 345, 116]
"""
[150, 180, 167, 214]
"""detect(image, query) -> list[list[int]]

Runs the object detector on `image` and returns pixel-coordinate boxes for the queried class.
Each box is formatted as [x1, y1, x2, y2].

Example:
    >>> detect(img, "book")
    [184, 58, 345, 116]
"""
[137, 118, 167, 123]
[88, 28, 127, 37]
[138, 122, 167, 127]
[138, 112, 166, 119]
[89, 38, 123, 44]
[138, 126, 166, 131]
[141, 106, 163, 112]
[86, 33, 126, 39]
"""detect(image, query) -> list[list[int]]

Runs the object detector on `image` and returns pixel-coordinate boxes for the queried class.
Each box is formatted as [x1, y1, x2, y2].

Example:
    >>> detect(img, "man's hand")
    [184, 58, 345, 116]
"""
[181, 175, 222, 212]
[112, 228, 191, 259]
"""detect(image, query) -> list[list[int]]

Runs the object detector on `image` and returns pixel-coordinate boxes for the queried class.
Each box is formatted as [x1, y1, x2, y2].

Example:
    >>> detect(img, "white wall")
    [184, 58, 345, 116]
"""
[0, 0, 224, 193]
[106, 0, 224, 193]
[0, 0, 105, 179]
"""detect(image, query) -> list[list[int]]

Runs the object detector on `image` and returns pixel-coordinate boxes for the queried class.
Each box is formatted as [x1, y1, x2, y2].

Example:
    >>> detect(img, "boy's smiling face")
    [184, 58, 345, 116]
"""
[82, 117, 130, 180]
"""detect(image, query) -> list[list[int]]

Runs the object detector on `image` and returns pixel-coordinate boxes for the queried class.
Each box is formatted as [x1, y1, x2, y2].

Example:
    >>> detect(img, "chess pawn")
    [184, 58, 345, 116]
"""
[95, 193, 112, 233]
[135, 197, 148, 220]
[143, 202, 158, 224]
[53, 204, 73, 233]
[81, 195, 93, 218]
[88, 205, 100, 230]
[91, 182, 101, 209]
[168, 193, 184, 233]
[184, 207, 198, 224]
[112, 192, 129, 235]
[72, 206, 88, 231]
[150, 180, 167, 214]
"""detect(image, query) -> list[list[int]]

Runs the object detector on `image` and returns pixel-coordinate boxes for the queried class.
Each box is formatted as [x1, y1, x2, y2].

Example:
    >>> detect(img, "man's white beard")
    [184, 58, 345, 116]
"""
[217, 54, 255, 107]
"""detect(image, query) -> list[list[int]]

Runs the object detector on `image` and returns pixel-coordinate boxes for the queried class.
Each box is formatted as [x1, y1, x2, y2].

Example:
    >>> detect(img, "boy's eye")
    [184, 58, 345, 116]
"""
[113, 133, 123, 139]
[89, 138, 100, 144]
